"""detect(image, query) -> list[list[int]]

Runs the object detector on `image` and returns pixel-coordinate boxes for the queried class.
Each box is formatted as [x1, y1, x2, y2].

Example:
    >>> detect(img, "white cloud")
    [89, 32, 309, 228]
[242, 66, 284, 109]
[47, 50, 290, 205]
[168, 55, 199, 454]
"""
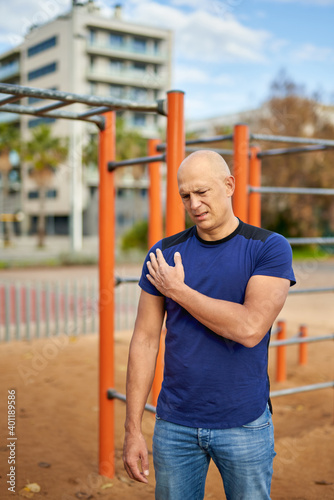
[124, 3, 271, 64]
[268, 0, 334, 4]
[292, 43, 334, 62]
[0, 0, 71, 50]
[175, 65, 233, 85]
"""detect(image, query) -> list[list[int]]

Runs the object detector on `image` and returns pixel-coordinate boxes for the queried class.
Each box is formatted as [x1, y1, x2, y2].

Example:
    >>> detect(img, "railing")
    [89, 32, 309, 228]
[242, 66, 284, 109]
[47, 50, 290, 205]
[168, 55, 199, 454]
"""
[86, 40, 166, 60]
[0, 278, 140, 342]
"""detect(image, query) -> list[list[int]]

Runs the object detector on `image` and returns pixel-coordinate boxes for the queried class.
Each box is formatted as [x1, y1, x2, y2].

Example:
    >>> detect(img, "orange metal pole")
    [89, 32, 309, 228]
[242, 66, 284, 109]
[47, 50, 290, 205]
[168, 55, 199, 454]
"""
[148, 138, 165, 406]
[148, 138, 163, 248]
[233, 124, 249, 223]
[298, 324, 308, 366]
[249, 146, 261, 227]
[276, 320, 287, 383]
[152, 329, 166, 407]
[166, 90, 185, 237]
[98, 112, 116, 478]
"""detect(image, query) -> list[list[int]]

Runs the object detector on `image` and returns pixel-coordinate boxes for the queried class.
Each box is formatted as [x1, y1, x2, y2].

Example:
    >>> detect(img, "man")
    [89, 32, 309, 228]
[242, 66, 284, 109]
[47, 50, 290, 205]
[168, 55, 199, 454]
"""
[123, 150, 295, 499]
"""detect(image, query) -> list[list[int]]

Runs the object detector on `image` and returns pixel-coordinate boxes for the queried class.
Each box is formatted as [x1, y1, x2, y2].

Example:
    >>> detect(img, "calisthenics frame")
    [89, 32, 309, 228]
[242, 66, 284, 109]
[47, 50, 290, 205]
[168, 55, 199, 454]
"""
[0, 82, 185, 478]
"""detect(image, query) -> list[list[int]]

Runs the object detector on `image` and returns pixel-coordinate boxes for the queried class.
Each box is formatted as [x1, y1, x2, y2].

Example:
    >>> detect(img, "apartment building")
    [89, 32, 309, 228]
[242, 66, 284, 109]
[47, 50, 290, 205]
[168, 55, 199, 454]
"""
[0, 1, 172, 238]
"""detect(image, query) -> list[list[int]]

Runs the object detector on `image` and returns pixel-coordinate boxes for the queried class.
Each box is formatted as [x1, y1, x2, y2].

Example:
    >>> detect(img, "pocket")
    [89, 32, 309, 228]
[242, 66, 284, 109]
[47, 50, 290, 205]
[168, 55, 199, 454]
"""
[241, 406, 271, 430]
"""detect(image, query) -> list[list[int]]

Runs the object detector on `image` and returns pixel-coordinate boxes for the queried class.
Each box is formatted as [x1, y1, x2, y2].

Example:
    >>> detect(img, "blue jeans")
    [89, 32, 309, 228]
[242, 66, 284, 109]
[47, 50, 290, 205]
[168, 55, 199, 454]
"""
[153, 405, 275, 500]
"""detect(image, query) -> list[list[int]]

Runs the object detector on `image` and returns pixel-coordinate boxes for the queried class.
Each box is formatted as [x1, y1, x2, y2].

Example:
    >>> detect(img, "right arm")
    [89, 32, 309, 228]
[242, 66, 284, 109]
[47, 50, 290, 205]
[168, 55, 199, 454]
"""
[123, 289, 165, 483]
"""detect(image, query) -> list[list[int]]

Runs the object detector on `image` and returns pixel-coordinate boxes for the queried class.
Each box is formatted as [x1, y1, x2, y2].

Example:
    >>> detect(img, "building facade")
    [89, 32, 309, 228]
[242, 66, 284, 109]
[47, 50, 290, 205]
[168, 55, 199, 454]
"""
[0, 1, 172, 238]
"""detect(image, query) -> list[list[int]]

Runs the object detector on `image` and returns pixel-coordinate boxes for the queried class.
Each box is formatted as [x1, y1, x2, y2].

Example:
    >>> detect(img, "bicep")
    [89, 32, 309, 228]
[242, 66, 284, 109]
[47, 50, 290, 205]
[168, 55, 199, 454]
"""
[244, 275, 291, 338]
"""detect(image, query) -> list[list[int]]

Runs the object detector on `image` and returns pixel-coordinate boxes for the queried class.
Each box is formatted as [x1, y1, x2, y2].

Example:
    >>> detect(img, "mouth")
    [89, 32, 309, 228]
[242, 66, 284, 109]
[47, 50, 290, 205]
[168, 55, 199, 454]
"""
[194, 212, 208, 221]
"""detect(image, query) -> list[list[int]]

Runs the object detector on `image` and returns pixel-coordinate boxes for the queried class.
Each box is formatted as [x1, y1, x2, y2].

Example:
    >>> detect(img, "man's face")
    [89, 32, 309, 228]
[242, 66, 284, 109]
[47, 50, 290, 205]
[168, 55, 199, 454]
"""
[177, 158, 235, 241]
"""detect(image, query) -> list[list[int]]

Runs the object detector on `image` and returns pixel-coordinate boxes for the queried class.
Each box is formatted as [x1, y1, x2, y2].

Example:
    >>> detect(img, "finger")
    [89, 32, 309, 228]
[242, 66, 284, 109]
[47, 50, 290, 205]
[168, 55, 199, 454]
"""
[146, 260, 156, 277]
[156, 248, 166, 265]
[124, 460, 148, 484]
[174, 251, 182, 268]
[149, 252, 159, 271]
[141, 452, 150, 480]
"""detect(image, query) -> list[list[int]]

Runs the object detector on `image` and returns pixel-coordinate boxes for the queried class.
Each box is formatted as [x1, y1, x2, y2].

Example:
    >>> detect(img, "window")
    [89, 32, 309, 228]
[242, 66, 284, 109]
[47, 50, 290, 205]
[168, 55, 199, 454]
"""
[133, 113, 146, 127]
[110, 84, 124, 99]
[28, 117, 56, 128]
[89, 29, 96, 45]
[130, 87, 147, 101]
[133, 62, 146, 72]
[28, 190, 39, 199]
[132, 37, 146, 53]
[27, 36, 57, 57]
[154, 39, 160, 54]
[89, 81, 97, 95]
[110, 33, 124, 48]
[28, 62, 57, 81]
[46, 189, 57, 198]
[110, 59, 124, 71]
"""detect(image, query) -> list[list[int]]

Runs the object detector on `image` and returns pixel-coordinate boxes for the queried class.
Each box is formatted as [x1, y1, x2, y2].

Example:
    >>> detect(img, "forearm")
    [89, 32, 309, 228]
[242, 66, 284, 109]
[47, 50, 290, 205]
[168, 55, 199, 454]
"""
[171, 283, 258, 346]
[125, 335, 160, 433]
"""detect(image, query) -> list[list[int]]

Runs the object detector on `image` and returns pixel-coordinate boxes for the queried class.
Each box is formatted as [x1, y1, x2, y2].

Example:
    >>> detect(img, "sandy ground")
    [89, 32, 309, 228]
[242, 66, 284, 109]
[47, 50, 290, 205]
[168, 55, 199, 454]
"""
[0, 258, 333, 500]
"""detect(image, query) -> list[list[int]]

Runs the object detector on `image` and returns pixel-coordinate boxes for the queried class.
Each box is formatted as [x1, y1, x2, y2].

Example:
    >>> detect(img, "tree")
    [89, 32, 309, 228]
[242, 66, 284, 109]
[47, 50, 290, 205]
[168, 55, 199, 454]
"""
[0, 123, 20, 246]
[83, 116, 147, 178]
[23, 125, 68, 247]
[255, 71, 334, 238]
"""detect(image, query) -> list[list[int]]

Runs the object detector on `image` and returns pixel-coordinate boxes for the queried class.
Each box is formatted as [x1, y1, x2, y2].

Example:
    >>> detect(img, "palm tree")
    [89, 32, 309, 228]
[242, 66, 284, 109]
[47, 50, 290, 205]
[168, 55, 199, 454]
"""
[23, 125, 68, 247]
[0, 123, 20, 246]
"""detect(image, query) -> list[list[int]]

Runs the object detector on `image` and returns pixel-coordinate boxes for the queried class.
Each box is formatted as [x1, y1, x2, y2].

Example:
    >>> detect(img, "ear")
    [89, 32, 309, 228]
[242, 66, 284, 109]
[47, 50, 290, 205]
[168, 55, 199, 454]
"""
[224, 175, 235, 197]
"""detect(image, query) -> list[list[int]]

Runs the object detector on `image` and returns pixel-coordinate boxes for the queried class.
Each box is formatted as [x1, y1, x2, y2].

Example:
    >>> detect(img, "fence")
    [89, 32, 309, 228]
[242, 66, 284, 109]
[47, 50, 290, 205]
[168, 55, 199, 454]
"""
[0, 278, 140, 342]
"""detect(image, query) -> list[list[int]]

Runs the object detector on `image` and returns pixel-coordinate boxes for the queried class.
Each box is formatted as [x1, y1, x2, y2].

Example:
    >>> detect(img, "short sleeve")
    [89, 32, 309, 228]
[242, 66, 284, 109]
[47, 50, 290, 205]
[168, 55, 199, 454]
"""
[252, 233, 296, 286]
[138, 241, 164, 296]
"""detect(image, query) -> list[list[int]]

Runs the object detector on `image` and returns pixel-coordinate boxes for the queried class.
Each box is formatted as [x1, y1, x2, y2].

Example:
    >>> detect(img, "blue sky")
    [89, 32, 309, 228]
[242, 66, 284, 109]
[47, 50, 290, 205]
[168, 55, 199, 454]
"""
[0, 0, 333, 120]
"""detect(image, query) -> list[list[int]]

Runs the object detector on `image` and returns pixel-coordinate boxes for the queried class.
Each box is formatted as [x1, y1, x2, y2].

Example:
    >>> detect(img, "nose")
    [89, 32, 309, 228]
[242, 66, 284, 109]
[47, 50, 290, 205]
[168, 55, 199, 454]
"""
[190, 194, 201, 211]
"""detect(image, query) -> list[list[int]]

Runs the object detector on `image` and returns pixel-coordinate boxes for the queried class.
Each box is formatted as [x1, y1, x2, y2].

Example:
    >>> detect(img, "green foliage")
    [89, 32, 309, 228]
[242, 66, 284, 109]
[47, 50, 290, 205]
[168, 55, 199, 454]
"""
[82, 116, 147, 169]
[0, 123, 20, 154]
[23, 124, 68, 174]
[121, 219, 148, 251]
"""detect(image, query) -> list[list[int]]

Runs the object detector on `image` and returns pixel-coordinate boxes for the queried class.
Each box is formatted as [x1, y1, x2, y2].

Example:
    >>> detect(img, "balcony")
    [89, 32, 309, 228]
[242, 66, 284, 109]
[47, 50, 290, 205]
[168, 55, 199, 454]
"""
[86, 40, 167, 63]
[87, 66, 166, 88]
[0, 61, 20, 81]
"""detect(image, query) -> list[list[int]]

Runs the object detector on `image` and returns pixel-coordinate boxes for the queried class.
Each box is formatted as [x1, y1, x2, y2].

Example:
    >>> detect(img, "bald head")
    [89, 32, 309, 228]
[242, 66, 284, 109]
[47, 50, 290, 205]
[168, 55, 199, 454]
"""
[177, 150, 231, 184]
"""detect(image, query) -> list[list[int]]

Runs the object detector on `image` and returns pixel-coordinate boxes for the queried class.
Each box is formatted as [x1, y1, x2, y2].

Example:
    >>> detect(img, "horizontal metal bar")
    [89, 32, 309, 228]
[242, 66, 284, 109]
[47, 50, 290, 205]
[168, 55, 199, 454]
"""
[257, 144, 332, 157]
[0, 82, 161, 114]
[108, 154, 165, 171]
[288, 237, 334, 245]
[270, 381, 334, 398]
[0, 94, 24, 105]
[249, 186, 334, 195]
[34, 100, 72, 113]
[185, 147, 234, 155]
[289, 287, 334, 294]
[251, 133, 334, 147]
[1, 103, 105, 128]
[270, 333, 334, 347]
[78, 106, 111, 118]
[186, 134, 234, 146]
[107, 389, 156, 413]
[115, 276, 140, 286]
[156, 134, 234, 152]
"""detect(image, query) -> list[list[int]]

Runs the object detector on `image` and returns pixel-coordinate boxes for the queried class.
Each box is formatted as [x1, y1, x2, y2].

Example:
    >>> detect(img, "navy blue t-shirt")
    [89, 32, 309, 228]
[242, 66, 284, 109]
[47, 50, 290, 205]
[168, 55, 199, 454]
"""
[139, 220, 296, 429]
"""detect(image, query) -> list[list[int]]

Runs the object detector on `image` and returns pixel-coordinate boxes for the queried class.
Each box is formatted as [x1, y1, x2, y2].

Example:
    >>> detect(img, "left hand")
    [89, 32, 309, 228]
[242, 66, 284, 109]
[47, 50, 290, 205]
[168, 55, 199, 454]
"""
[146, 249, 185, 298]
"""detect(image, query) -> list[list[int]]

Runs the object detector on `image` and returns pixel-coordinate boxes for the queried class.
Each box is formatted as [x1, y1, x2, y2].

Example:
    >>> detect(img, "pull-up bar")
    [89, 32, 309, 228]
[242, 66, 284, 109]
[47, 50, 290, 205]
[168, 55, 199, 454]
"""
[0, 82, 166, 129]
[108, 154, 166, 171]
[251, 132, 334, 147]
[257, 144, 333, 157]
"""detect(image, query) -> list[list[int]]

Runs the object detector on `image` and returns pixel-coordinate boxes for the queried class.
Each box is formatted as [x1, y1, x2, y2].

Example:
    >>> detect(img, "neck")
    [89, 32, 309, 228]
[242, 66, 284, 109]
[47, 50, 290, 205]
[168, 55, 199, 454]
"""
[196, 214, 239, 242]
